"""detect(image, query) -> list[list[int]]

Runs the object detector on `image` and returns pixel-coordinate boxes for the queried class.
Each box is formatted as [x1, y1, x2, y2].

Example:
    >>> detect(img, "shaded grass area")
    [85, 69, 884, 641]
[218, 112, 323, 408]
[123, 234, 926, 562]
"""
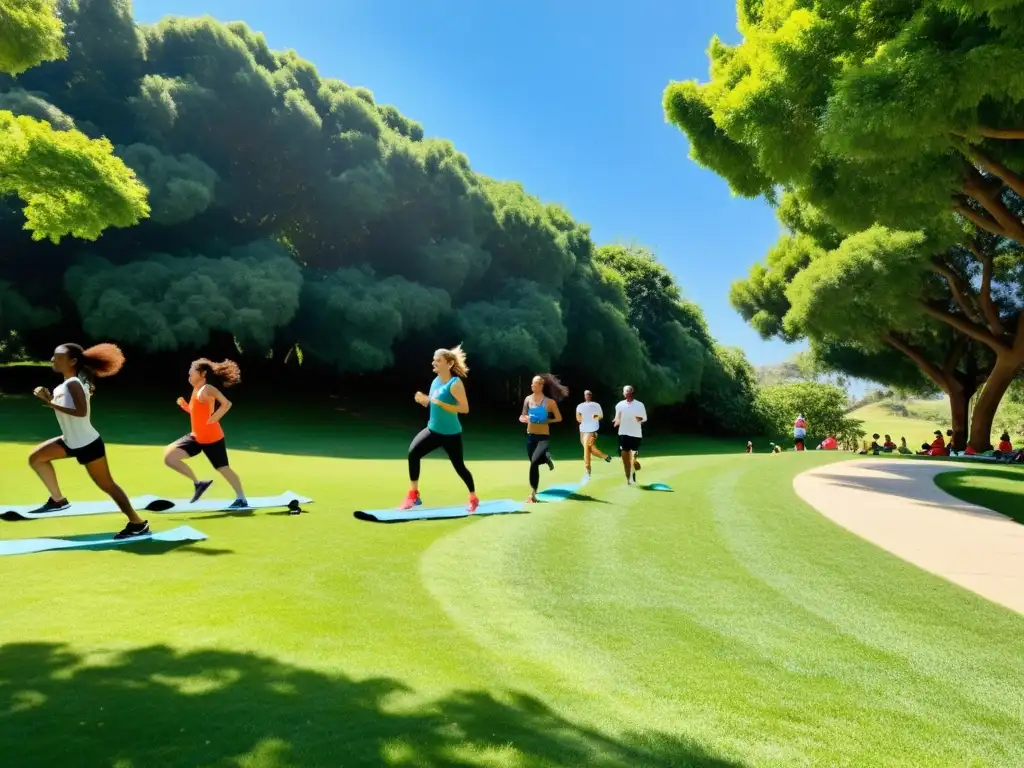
[1, 404, 1023, 765]
[935, 467, 1024, 525]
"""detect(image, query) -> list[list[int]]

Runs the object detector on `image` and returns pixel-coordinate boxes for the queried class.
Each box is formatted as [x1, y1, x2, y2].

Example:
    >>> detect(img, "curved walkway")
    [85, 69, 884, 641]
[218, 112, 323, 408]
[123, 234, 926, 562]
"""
[794, 459, 1024, 614]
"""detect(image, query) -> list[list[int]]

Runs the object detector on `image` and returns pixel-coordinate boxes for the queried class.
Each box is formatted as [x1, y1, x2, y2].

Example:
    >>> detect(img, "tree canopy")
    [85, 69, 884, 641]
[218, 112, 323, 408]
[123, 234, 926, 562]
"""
[0, 0, 756, 428]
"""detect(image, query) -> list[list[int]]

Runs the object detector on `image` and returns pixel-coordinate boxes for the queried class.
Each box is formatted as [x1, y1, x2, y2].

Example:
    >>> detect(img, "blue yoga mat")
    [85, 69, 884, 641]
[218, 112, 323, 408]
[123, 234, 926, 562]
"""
[354, 499, 525, 523]
[535, 474, 591, 503]
[0, 525, 208, 556]
[642, 482, 673, 492]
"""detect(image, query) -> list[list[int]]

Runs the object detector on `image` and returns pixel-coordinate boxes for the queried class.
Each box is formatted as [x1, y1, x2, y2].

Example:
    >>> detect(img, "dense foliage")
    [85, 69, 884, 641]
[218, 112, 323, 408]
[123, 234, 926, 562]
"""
[755, 382, 864, 448]
[0, 0, 760, 432]
[665, 0, 1024, 449]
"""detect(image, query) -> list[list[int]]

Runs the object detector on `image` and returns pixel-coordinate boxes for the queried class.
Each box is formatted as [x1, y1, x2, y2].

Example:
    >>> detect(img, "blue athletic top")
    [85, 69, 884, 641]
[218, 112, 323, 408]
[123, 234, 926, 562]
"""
[427, 376, 462, 435]
[527, 397, 549, 424]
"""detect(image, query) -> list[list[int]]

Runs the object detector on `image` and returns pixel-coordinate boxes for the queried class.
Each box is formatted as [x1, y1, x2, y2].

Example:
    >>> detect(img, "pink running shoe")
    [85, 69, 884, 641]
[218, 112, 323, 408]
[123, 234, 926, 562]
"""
[467, 493, 480, 513]
[399, 490, 422, 510]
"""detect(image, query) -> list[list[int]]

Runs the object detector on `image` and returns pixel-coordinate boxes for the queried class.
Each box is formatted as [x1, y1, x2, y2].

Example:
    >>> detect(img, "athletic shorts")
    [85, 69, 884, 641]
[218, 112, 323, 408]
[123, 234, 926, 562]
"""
[580, 431, 599, 446]
[618, 435, 642, 453]
[58, 436, 106, 466]
[175, 434, 230, 469]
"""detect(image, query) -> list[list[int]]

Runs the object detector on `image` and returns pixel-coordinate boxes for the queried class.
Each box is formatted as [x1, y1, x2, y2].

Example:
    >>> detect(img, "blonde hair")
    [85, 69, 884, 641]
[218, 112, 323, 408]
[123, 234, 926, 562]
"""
[436, 344, 469, 378]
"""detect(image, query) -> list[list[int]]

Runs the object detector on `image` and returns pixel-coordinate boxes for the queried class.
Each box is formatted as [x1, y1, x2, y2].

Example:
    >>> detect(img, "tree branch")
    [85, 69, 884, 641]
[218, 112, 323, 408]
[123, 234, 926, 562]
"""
[965, 145, 1024, 202]
[954, 200, 1006, 238]
[929, 260, 984, 325]
[965, 241, 1008, 337]
[976, 127, 1024, 140]
[942, 333, 969, 378]
[919, 300, 1009, 352]
[884, 332, 948, 389]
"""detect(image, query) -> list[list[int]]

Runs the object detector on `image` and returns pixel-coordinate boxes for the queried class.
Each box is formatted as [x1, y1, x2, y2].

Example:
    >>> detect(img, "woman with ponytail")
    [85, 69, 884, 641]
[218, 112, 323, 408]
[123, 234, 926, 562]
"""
[164, 358, 248, 508]
[520, 373, 568, 503]
[399, 345, 479, 512]
[28, 343, 151, 539]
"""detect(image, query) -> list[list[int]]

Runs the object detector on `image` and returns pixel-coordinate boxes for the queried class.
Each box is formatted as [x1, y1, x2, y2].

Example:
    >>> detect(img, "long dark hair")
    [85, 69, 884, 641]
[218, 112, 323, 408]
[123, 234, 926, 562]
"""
[61, 343, 125, 394]
[193, 358, 241, 388]
[535, 373, 569, 402]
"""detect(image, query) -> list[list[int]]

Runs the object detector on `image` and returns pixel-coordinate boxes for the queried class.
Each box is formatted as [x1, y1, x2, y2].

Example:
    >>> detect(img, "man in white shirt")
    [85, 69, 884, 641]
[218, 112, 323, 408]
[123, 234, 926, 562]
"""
[575, 390, 612, 475]
[613, 385, 647, 485]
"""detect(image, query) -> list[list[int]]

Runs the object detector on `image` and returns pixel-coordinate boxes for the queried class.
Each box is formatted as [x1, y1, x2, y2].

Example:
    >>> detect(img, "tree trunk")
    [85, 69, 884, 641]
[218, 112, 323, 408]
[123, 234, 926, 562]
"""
[948, 382, 970, 453]
[969, 358, 1023, 450]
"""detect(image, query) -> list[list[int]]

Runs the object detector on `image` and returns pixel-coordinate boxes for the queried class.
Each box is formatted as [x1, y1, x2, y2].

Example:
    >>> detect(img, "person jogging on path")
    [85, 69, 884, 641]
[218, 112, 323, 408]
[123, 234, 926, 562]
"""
[613, 385, 647, 485]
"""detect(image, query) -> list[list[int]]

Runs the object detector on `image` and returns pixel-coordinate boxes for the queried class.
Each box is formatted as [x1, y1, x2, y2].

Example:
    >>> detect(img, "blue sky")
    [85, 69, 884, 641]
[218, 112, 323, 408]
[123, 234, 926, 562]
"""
[134, 0, 797, 366]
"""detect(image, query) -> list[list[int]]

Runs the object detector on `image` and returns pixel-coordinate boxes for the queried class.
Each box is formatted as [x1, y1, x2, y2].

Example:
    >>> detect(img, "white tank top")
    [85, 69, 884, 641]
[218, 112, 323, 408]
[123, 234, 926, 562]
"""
[52, 377, 100, 449]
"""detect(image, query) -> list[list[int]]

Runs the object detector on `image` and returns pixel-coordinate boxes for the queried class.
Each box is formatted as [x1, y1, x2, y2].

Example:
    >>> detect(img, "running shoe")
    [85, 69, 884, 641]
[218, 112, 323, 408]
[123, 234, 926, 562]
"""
[228, 498, 250, 509]
[467, 493, 480, 514]
[399, 490, 422, 510]
[114, 521, 151, 539]
[604, 455, 613, 463]
[190, 480, 214, 504]
[633, 458, 642, 471]
[31, 497, 70, 514]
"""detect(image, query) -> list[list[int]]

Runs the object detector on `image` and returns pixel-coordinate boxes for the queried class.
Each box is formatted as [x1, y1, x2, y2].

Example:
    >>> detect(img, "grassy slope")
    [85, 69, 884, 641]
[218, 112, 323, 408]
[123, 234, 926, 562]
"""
[0, 395, 1022, 767]
[935, 467, 1024, 525]
[847, 400, 951, 445]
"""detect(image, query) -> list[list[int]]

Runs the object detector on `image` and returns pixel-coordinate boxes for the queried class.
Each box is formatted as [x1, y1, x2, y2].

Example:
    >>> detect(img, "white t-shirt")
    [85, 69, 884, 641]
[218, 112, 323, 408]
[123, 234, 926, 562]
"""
[615, 399, 647, 438]
[576, 401, 603, 433]
[52, 377, 100, 449]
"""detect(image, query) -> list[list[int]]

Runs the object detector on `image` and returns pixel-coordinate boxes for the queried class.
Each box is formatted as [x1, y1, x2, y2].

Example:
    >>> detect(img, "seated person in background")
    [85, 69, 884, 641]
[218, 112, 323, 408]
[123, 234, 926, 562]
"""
[883, 435, 896, 452]
[997, 432, 1013, 454]
[819, 435, 838, 450]
[868, 434, 883, 455]
[945, 429, 955, 453]
[898, 437, 912, 455]
[964, 444, 978, 455]
[770, 442, 782, 454]
[925, 430, 948, 456]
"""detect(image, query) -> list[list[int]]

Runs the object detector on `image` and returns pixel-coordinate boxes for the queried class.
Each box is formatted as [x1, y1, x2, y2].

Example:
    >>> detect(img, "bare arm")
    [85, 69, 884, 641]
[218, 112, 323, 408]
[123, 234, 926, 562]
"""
[432, 378, 469, 414]
[38, 379, 88, 417]
[177, 396, 192, 413]
[548, 400, 563, 424]
[202, 385, 232, 424]
[576, 408, 583, 424]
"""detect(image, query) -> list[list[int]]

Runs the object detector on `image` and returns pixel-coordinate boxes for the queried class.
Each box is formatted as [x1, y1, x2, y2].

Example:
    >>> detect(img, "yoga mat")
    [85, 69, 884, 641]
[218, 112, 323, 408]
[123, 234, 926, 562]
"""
[355, 499, 524, 523]
[641, 482, 673, 492]
[535, 474, 591, 503]
[1, 491, 313, 521]
[0, 525, 207, 556]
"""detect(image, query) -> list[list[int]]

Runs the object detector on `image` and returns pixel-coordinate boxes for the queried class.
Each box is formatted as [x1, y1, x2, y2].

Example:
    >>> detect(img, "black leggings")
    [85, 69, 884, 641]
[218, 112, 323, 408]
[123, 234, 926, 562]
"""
[408, 428, 475, 492]
[526, 434, 551, 491]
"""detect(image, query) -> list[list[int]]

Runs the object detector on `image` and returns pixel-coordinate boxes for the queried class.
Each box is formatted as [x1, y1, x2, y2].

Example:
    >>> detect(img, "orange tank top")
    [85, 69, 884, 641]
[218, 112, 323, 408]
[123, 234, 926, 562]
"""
[190, 388, 224, 444]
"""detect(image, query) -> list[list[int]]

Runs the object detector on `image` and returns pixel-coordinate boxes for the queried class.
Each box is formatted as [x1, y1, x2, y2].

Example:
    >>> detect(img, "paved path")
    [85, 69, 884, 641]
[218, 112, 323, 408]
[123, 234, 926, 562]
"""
[794, 459, 1024, 614]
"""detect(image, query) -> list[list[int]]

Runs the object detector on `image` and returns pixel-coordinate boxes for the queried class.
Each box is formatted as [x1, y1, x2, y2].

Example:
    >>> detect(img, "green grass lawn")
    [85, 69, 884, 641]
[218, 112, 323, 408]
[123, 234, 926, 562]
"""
[846, 400, 951, 446]
[935, 466, 1024, 525]
[1, 394, 1023, 766]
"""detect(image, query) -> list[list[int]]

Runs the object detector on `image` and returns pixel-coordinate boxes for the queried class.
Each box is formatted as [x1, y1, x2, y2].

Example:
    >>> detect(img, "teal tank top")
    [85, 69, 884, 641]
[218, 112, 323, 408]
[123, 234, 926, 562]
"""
[527, 397, 549, 424]
[427, 376, 462, 435]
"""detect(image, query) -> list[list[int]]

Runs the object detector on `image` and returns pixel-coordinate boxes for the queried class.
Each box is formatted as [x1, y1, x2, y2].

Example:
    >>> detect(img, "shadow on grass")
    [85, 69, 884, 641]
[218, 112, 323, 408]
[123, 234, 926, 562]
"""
[0, 397, 740, 462]
[0, 643, 738, 768]
[934, 469, 1024, 525]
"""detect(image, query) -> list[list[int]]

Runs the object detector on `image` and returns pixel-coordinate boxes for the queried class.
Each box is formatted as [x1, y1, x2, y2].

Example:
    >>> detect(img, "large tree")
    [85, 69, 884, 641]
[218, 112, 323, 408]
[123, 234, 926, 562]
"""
[0, 0, 148, 247]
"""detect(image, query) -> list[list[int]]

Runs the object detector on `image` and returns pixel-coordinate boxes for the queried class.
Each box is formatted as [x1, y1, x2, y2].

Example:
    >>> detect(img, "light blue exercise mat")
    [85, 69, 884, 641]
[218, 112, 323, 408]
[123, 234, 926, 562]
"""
[641, 482, 673, 492]
[354, 499, 525, 523]
[0, 525, 208, 556]
[535, 474, 592, 502]
[1, 491, 313, 521]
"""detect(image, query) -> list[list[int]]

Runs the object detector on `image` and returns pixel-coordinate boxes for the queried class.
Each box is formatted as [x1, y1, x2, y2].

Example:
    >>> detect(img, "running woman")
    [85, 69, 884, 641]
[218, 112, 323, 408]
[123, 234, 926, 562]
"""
[400, 345, 479, 512]
[28, 343, 151, 539]
[613, 385, 647, 485]
[576, 389, 612, 475]
[520, 373, 567, 503]
[163, 358, 248, 508]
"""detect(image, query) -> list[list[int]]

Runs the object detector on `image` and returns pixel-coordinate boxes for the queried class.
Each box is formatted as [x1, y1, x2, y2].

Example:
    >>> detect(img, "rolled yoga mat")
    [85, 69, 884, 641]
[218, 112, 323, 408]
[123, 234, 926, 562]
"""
[1, 491, 313, 521]
[0, 525, 208, 556]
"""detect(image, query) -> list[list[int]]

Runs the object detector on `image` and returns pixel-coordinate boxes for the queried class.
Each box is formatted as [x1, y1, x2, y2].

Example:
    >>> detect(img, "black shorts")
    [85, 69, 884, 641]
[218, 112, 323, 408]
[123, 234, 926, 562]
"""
[58, 437, 106, 466]
[174, 434, 229, 470]
[618, 435, 642, 453]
